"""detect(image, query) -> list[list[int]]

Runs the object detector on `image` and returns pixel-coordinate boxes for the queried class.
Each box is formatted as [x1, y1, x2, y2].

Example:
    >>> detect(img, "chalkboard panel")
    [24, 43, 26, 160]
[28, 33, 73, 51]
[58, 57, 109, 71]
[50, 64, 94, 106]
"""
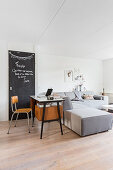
[9, 50, 35, 120]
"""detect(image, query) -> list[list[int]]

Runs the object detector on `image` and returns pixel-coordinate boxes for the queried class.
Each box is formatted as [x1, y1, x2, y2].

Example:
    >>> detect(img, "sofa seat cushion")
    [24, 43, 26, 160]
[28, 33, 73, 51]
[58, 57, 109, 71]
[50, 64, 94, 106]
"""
[67, 108, 111, 118]
[72, 99, 107, 109]
[71, 101, 87, 109]
[64, 108, 112, 136]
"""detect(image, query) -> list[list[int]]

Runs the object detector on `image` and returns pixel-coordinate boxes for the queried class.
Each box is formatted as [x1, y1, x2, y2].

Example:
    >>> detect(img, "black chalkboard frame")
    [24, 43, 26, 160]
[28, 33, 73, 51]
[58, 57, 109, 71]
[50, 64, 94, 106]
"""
[8, 50, 35, 120]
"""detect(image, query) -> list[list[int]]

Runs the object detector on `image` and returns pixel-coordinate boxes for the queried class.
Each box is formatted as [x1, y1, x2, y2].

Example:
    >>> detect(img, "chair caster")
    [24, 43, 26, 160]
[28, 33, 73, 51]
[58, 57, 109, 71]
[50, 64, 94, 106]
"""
[7, 132, 9, 134]
[29, 131, 30, 133]
[14, 125, 16, 127]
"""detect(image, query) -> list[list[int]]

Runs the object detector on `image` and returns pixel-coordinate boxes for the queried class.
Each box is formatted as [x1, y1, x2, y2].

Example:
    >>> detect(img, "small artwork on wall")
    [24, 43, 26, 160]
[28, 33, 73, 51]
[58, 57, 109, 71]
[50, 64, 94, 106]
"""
[64, 70, 73, 82]
[74, 68, 86, 91]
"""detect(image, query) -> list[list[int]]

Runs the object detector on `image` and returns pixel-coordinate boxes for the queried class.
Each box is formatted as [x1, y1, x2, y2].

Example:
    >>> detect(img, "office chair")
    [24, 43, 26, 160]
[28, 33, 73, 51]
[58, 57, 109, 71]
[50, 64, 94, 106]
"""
[7, 96, 33, 134]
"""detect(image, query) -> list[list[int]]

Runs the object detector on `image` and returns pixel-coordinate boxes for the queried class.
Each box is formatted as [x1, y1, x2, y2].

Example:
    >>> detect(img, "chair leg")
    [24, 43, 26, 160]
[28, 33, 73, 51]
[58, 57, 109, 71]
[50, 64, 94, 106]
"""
[27, 113, 30, 133]
[31, 110, 33, 127]
[14, 113, 19, 127]
[7, 113, 15, 134]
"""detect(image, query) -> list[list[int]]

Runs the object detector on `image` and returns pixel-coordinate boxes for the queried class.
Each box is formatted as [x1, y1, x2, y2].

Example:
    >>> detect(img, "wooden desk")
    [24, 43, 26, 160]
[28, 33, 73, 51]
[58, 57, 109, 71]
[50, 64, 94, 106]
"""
[30, 96, 64, 139]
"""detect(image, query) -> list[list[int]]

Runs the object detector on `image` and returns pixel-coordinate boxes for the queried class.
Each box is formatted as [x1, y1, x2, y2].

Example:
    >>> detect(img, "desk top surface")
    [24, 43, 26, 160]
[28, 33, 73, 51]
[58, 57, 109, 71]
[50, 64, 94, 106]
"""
[30, 96, 64, 103]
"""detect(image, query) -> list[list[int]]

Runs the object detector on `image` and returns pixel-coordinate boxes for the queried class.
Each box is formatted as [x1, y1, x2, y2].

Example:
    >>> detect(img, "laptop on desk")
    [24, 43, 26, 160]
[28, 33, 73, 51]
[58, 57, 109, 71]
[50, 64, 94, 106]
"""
[37, 88, 53, 98]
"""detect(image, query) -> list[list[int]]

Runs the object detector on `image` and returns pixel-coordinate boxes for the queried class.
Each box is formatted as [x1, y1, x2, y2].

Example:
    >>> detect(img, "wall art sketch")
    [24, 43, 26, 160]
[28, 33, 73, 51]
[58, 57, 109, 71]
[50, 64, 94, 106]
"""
[64, 70, 73, 82]
[74, 68, 85, 91]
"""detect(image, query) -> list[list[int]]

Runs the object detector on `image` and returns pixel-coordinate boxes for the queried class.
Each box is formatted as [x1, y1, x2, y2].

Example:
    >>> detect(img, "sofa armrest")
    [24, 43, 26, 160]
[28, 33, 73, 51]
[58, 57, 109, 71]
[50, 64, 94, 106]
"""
[63, 97, 73, 111]
[102, 96, 109, 104]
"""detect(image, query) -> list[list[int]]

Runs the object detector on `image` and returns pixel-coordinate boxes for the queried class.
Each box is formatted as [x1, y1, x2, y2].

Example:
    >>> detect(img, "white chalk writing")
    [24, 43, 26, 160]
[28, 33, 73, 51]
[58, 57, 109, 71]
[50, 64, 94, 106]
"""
[15, 61, 25, 68]
[12, 69, 33, 83]
[9, 52, 34, 60]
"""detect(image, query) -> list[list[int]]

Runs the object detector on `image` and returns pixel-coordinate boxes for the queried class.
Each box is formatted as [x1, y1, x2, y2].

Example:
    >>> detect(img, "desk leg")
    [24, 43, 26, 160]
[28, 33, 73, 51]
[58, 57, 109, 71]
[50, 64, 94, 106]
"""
[40, 103, 46, 139]
[57, 102, 63, 135]
[63, 111, 65, 125]
[30, 98, 36, 125]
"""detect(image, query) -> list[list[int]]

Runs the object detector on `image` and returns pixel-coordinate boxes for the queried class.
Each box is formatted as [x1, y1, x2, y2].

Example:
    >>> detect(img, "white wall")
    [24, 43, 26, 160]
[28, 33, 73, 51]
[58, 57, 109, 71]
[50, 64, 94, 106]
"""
[103, 59, 113, 93]
[0, 43, 103, 121]
[0, 41, 8, 121]
[38, 54, 103, 94]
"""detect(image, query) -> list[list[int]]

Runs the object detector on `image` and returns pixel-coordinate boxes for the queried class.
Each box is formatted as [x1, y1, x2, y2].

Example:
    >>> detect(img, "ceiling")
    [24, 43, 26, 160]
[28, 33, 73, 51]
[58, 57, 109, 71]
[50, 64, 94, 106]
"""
[39, 0, 113, 60]
[0, 0, 113, 60]
[0, 0, 61, 43]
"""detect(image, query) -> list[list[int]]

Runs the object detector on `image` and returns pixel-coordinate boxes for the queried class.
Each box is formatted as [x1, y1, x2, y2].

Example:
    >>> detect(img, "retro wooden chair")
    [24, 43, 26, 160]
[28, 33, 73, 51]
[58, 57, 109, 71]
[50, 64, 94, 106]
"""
[7, 96, 33, 134]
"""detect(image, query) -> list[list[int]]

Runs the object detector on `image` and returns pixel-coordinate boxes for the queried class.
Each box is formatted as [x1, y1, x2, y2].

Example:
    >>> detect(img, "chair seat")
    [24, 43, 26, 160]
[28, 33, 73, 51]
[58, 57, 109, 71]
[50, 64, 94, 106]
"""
[15, 108, 32, 113]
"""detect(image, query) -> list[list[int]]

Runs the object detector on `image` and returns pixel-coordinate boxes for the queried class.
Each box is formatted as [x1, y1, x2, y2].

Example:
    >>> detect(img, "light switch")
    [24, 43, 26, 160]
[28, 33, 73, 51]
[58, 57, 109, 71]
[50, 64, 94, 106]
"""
[10, 87, 12, 91]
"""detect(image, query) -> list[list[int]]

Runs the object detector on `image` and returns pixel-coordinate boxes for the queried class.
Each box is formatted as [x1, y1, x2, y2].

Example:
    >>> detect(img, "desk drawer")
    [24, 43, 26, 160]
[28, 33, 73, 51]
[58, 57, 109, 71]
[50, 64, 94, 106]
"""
[35, 105, 63, 121]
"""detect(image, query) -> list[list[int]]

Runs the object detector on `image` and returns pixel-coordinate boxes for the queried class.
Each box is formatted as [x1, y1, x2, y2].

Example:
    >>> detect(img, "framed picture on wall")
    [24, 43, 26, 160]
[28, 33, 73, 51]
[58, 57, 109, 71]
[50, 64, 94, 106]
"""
[64, 70, 73, 82]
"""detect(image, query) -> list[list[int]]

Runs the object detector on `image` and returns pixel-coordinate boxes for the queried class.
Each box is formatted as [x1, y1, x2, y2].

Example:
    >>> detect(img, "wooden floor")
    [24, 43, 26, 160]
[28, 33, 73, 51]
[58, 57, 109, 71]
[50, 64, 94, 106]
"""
[0, 119, 113, 170]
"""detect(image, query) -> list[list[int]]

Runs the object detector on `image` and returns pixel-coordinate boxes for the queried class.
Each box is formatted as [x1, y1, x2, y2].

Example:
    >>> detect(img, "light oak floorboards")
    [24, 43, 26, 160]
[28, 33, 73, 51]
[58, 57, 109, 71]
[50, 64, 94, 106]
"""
[0, 119, 113, 170]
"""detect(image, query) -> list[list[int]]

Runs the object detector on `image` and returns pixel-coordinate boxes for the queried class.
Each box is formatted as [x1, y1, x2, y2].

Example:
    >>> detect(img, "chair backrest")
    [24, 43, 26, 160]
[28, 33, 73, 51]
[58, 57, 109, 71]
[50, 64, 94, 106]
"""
[11, 96, 18, 112]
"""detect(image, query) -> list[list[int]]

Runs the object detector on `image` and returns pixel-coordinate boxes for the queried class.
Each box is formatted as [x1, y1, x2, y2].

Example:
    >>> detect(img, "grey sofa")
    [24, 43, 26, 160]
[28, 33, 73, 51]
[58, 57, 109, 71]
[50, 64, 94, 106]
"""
[57, 91, 108, 110]
[57, 91, 112, 136]
[64, 105, 112, 136]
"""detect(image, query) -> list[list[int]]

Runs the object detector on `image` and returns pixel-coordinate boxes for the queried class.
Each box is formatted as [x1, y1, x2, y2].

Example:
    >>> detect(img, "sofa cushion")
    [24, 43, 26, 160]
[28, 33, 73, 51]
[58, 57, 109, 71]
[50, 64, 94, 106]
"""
[65, 92, 75, 100]
[93, 95, 103, 100]
[83, 99, 106, 109]
[82, 94, 94, 100]
[55, 92, 66, 98]
[71, 101, 87, 109]
[64, 108, 112, 136]
[69, 108, 110, 118]
[81, 91, 94, 96]
[74, 90, 83, 101]
[63, 97, 73, 111]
